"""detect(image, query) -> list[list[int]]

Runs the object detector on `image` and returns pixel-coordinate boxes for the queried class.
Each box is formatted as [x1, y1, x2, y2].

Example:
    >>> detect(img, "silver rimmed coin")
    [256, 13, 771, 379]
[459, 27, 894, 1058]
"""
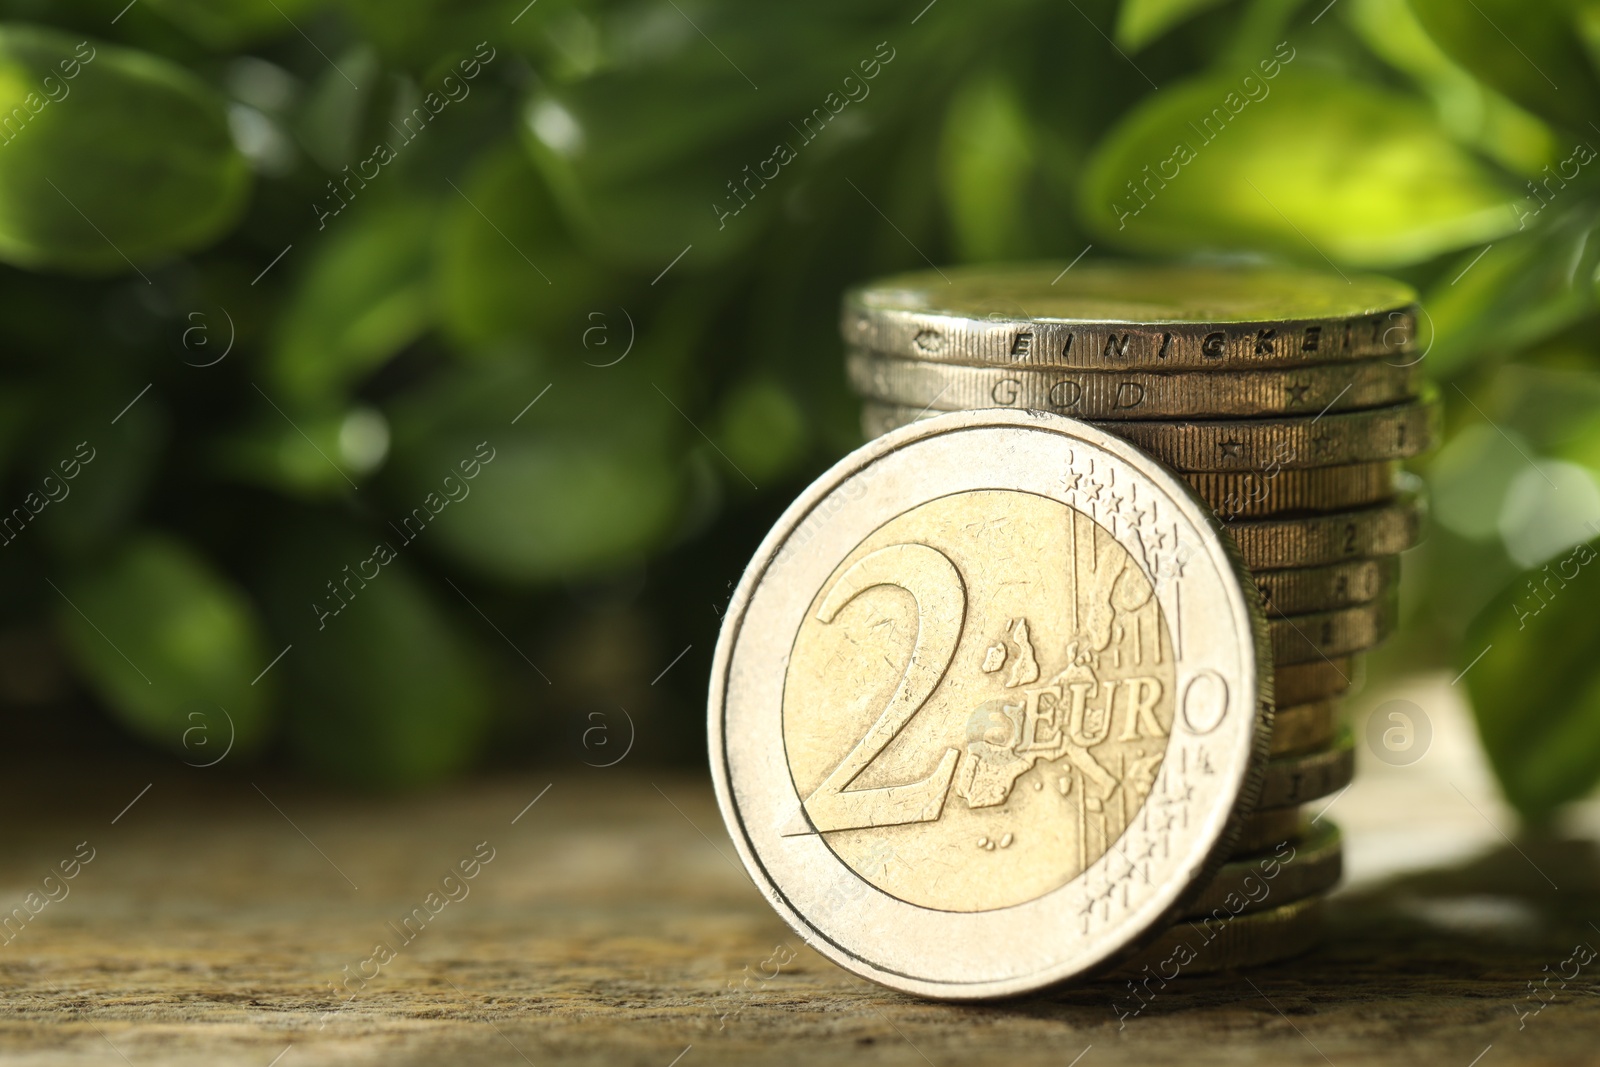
[842, 263, 1416, 370]
[861, 396, 1436, 470]
[710, 409, 1272, 999]
[845, 350, 1420, 420]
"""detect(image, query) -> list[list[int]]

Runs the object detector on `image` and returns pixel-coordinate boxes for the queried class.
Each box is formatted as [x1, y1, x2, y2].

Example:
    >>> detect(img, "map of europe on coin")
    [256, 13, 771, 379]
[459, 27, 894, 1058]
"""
[784, 488, 1178, 912]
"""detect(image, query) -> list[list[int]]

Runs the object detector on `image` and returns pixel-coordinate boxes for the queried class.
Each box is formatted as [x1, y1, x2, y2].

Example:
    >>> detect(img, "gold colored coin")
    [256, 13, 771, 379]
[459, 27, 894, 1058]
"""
[1256, 730, 1355, 810]
[712, 410, 1272, 999]
[861, 396, 1437, 471]
[1274, 659, 1356, 706]
[845, 350, 1421, 420]
[1183, 821, 1341, 919]
[1233, 806, 1308, 854]
[843, 262, 1416, 370]
[1185, 464, 1397, 520]
[1230, 495, 1423, 571]
[1270, 701, 1341, 757]
[1117, 896, 1324, 982]
[1254, 559, 1398, 616]
[1270, 598, 1397, 665]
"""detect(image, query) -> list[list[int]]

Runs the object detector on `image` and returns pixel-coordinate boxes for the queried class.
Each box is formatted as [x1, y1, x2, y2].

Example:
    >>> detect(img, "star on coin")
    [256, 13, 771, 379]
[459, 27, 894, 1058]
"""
[1219, 439, 1244, 459]
[1286, 383, 1312, 405]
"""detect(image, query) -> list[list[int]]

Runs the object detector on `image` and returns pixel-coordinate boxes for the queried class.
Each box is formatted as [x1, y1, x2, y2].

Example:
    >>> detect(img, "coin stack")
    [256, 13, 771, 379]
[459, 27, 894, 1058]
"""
[841, 262, 1432, 973]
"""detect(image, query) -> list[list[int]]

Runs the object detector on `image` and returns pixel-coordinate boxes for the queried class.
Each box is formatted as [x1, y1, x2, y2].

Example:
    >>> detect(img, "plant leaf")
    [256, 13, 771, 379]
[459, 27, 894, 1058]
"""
[1347, 0, 1558, 177]
[1115, 0, 1231, 50]
[436, 144, 608, 352]
[383, 359, 687, 583]
[1409, 0, 1600, 132]
[55, 535, 274, 758]
[1421, 205, 1600, 377]
[142, 0, 324, 50]
[521, 13, 910, 268]
[938, 71, 1035, 261]
[0, 26, 249, 272]
[262, 520, 493, 787]
[1464, 535, 1600, 822]
[267, 196, 435, 404]
[1080, 67, 1520, 267]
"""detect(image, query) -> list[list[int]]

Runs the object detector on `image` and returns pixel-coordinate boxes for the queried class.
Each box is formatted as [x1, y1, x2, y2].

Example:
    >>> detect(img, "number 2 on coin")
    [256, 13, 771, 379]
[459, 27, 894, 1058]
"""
[801, 542, 965, 834]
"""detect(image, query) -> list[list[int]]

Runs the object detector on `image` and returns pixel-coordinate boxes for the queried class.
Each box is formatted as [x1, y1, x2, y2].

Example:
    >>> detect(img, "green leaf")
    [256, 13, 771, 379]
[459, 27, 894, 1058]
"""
[263, 522, 492, 787]
[383, 359, 687, 583]
[1429, 422, 1529, 541]
[30, 389, 166, 557]
[397, 430, 683, 583]
[714, 378, 808, 485]
[0, 26, 250, 272]
[213, 405, 385, 499]
[1409, 0, 1600, 132]
[436, 144, 608, 352]
[267, 197, 435, 404]
[1116, 0, 1231, 50]
[1348, 0, 1558, 177]
[55, 535, 274, 759]
[938, 72, 1035, 261]
[1080, 68, 1520, 267]
[1464, 535, 1600, 822]
[142, 0, 323, 50]
[520, 15, 910, 269]
[1581, 2, 1600, 76]
[339, 0, 534, 69]
[293, 44, 379, 172]
[521, 85, 772, 270]
[1421, 205, 1600, 376]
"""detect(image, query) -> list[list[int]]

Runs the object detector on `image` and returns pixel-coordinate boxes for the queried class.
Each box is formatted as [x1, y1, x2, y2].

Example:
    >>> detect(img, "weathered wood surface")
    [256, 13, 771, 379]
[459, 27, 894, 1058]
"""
[1, 722, 1597, 1066]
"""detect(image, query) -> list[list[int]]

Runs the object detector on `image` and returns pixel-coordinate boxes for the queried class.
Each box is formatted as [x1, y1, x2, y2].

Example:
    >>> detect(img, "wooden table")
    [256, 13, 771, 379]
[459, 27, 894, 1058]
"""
[2, 683, 1597, 1065]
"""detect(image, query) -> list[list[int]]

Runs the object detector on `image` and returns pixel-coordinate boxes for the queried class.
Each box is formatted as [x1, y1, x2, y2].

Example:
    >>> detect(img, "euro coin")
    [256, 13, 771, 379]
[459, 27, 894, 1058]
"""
[710, 410, 1271, 998]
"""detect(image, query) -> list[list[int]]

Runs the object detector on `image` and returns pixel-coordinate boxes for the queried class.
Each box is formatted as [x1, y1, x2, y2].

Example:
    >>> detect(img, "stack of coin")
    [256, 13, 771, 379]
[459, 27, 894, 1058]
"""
[840, 262, 1433, 973]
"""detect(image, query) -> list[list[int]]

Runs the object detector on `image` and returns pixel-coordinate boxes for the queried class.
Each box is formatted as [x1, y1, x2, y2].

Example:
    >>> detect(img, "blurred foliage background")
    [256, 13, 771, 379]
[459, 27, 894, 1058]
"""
[0, 0, 1597, 818]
